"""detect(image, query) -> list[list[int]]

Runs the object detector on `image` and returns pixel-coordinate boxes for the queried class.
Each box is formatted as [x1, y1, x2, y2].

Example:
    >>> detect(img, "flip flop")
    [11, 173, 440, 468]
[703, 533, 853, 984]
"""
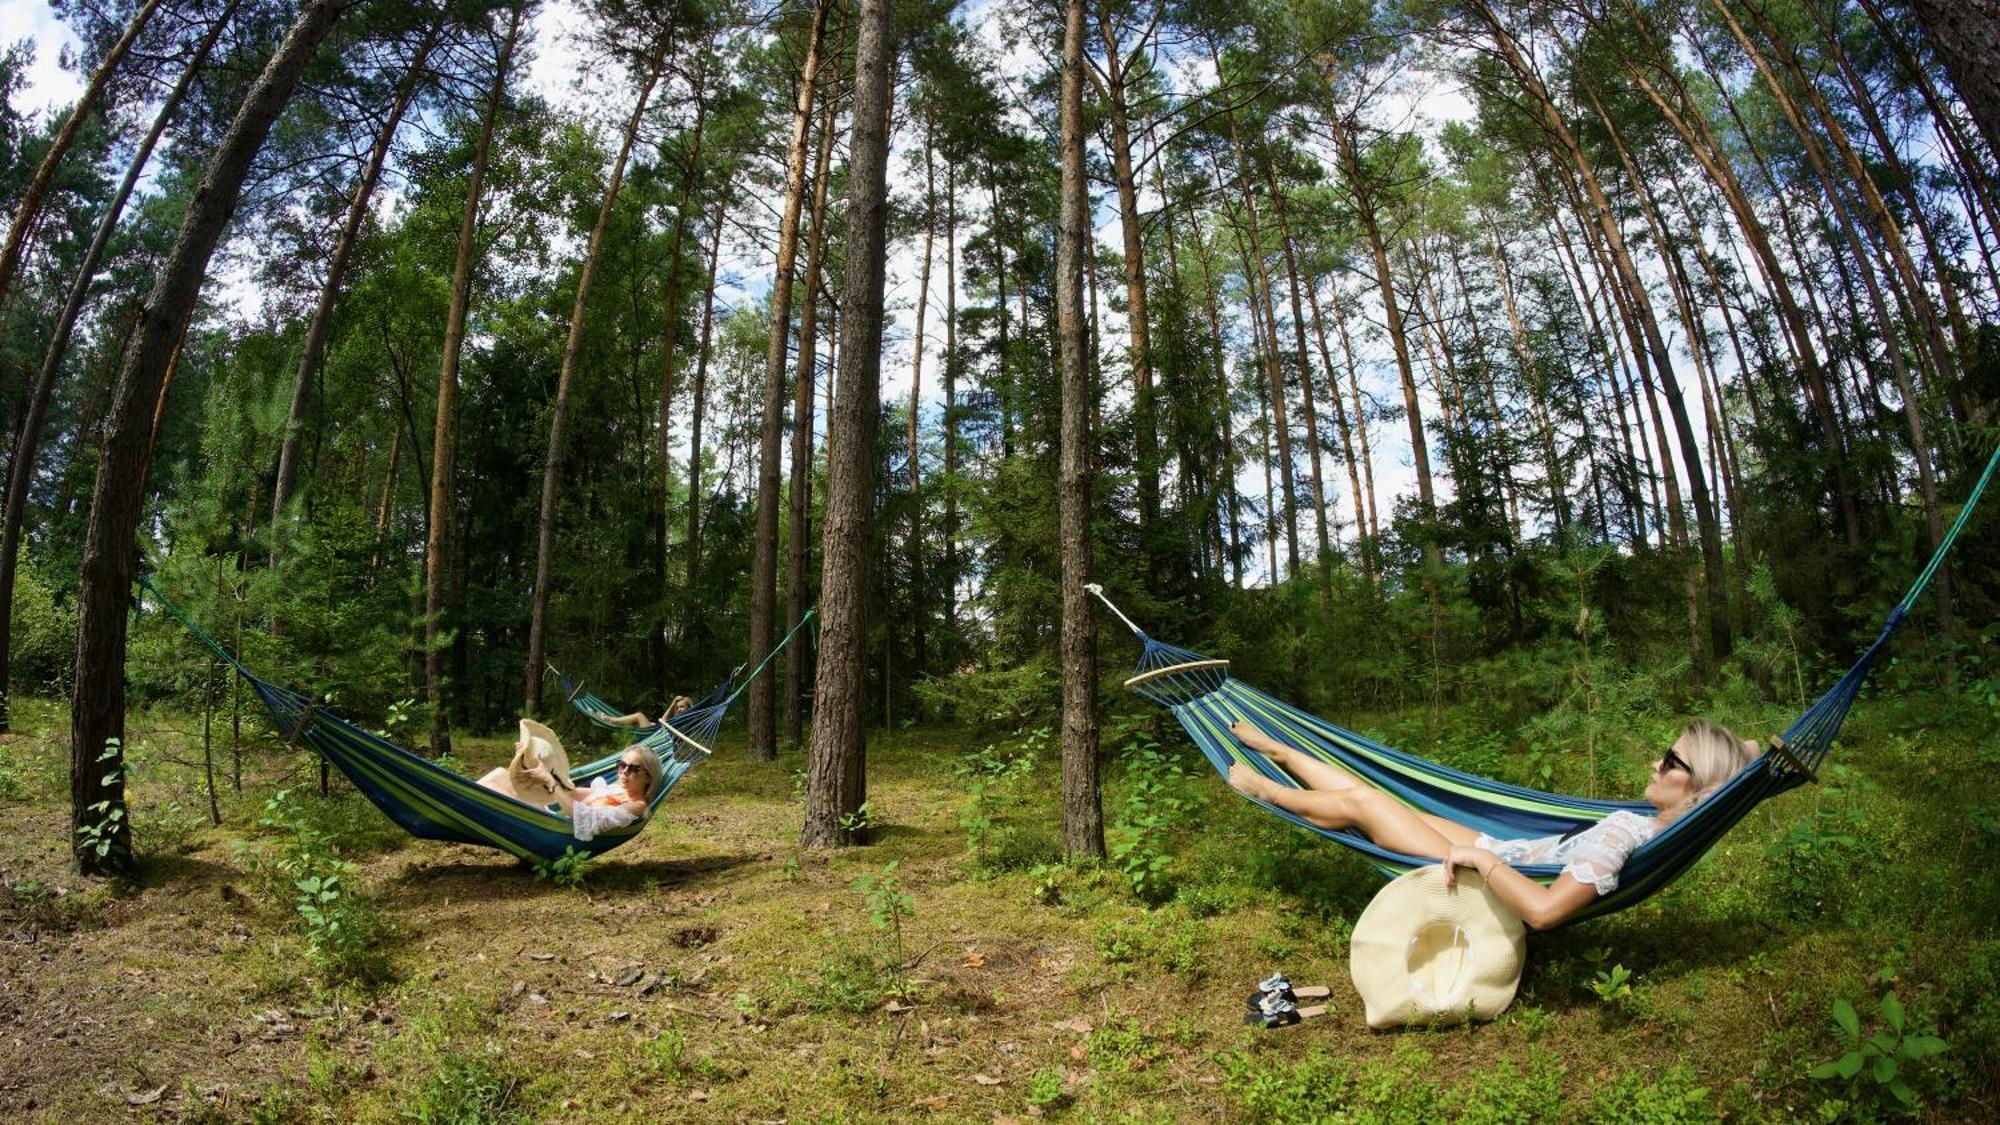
[1245, 995, 1330, 1029]
[1246, 972, 1332, 1010]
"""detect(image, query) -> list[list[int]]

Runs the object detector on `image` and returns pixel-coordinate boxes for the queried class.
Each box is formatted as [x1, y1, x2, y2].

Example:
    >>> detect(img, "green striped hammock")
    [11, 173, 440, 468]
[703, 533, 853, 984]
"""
[1099, 442, 1996, 927]
[141, 578, 804, 864]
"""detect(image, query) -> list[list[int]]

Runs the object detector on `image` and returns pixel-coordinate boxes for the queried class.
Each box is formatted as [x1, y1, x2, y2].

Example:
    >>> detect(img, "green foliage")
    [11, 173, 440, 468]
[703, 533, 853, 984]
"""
[532, 845, 592, 888]
[955, 731, 1045, 873]
[401, 1050, 518, 1124]
[1585, 1066, 1717, 1124]
[1809, 991, 1948, 1114]
[1108, 732, 1200, 904]
[1094, 909, 1208, 980]
[5, 553, 76, 698]
[233, 788, 391, 984]
[1026, 1065, 1068, 1110]
[1765, 807, 1892, 924]
[851, 860, 916, 998]
[73, 738, 124, 860]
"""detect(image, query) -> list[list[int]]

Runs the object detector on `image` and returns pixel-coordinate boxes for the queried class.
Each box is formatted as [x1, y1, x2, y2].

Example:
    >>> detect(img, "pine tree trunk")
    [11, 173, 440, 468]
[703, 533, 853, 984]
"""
[273, 24, 439, 548]
[1325, 105, 1436, 563]
[1220, 130, 1300, 580]
[750, 0, 834, 759]
[525, 45, 666, 715]
[1263, 156, 1333, 598]
[1056, 0, 1103, 860]
[904, 106, 934, 695]
[1307, 278, 1370, 582]
[1478, 4, 1728, 670]
[70, 0, 354, 878]
[0, 0, 234, 734]
[685, 201, 727, 601]
[787, 67, 840, 751]
[1098, 11, 1158, 538]
[657, 44, 712, 688]
[0, 0, 165, 351]
[803, 0, 893, 849]
[427, 7, 519, 757]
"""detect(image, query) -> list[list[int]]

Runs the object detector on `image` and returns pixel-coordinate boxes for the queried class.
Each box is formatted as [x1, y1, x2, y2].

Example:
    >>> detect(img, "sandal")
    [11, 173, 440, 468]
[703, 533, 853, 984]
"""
[1244, 994, 1330, 1029]
[1246, 973, 1332, 1010]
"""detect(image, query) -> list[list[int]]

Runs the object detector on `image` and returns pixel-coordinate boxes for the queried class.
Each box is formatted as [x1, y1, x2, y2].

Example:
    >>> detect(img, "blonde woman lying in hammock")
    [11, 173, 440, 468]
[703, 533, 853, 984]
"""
[1224, 719, 1757, 930]
[476, 721, 663, 841]
[601, 695, 694, 730]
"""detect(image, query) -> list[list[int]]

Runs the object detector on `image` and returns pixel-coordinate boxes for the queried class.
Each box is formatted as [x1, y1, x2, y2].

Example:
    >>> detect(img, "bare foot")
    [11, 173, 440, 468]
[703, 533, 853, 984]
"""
[1227, 762, 1279, 801]
[1230, 720, 1286, 760]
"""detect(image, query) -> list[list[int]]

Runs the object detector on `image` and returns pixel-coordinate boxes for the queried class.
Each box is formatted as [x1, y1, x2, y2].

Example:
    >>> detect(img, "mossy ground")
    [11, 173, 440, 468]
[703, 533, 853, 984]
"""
[0, 689, 1995, 1122]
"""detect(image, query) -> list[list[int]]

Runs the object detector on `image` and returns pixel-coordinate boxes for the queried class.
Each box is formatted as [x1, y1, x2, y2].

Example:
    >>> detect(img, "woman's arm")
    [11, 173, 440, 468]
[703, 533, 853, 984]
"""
[1442, 845, 1598, 931]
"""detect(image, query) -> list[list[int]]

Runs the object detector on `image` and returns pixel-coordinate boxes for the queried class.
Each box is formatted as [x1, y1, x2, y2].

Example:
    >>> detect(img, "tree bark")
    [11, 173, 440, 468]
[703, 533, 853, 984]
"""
[525, 43, 667, 715]
[1055, 0, 1103, 860]
[802, 0, 892, 848]
[273, 23, 440, 548]
[70, 0, 354, 877]
[1096, 9, 1159, 537]
[0, 0, 165, 355]
[1474, 1, 1728, 670]
[787, 64, 840, 751]
[0, 0, 235, 734]
[685, 199, 727, 602]
[1262, 155, 1334, 599]
[750, 0, 835, 759]
[427, 7, 519, 757]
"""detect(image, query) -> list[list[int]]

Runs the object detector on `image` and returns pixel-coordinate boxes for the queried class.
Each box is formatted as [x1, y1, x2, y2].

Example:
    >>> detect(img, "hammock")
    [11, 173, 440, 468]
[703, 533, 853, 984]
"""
[140, 577, 804, 864]
[1098, 442, 1998, 927]
[551, 610, 815, 738]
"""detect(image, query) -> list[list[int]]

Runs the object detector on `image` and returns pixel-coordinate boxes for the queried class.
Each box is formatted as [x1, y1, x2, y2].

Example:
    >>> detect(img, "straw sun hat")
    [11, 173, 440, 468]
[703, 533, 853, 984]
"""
[1348, 865, 1527, 1029]
[506, 718, 574, 805]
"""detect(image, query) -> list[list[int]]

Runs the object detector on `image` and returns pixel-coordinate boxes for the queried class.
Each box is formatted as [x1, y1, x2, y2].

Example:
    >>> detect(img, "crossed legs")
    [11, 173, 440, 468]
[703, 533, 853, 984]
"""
[1225, 720, 1478, 860]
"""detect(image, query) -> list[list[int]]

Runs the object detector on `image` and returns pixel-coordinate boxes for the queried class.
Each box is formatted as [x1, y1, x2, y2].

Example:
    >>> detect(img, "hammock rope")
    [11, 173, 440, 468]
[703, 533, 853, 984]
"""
[138, 576, 786, 863]
[1090, 440, 1999, 926]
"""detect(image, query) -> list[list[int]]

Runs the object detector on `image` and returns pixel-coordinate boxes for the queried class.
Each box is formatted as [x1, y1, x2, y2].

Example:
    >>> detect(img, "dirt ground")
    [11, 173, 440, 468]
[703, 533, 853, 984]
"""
[1, 712, 1359, 1123]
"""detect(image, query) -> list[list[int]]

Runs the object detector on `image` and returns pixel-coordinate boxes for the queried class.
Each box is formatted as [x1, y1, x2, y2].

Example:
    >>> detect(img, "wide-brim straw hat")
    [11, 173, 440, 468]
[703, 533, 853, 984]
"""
[508, 718, 575, 804]
[1349, 865, 1526, 1029]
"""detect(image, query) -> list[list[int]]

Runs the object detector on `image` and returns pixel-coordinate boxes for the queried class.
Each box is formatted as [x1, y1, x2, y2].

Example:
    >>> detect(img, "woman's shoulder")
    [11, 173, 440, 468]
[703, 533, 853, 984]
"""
[1596, 809, 1659, 837]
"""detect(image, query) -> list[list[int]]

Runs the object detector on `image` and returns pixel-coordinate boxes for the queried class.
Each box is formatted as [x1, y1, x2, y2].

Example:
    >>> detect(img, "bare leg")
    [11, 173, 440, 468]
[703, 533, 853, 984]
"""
[604, 711, 654, 729]
[1230, 720, 1365, 792]
[1227, 763, 1457, 859]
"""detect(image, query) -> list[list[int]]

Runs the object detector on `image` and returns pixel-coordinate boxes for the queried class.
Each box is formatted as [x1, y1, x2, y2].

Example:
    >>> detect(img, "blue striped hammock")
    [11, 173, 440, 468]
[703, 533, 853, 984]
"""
[1096, 443, 1996, 927]
[141, 578, 797, 864]
[550, 609, 814, 739]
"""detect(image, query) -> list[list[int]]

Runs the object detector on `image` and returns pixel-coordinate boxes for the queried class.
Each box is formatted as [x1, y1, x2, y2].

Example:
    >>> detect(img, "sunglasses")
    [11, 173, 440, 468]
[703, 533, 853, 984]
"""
[617, 760, 644, 775]
[1656, 747, 1691, 775]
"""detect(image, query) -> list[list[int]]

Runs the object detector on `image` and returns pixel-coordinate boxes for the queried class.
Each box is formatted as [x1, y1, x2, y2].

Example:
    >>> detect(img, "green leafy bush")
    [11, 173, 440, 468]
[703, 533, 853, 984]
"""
[1766, 808, 1891, 923]
[401, 1050, 518, 1124]
[532, 846, 592, 887]
[1809, 992, 1947, 1114]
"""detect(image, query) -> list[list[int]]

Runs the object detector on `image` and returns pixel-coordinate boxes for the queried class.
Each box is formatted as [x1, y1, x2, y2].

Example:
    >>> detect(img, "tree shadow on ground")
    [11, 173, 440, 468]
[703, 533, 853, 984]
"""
[380, 850, 761, 902]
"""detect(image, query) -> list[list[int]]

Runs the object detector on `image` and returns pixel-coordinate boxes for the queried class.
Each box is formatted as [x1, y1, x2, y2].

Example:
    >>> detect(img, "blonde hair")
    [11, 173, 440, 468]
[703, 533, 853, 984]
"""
[1659, 719, 1760, 825]
[620, 743, 664, 809]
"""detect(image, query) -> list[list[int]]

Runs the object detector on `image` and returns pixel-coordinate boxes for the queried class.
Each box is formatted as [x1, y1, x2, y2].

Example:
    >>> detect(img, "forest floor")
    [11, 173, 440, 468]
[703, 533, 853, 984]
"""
[1, 687, 1996, 1123]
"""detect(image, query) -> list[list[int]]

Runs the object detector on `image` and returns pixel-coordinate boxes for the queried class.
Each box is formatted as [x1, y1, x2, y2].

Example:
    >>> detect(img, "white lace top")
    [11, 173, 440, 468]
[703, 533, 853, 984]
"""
[569, 778, 645, 841]
[1474, 810, 1658, 896]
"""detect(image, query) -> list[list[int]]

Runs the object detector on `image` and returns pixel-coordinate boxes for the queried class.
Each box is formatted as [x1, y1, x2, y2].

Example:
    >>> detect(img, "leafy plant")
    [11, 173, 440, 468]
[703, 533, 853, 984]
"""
[532, 846, 592, 888]
[74, 738, 125, 860]
[1589, 963, 1634, 1004]
[837, 799, 874, 834]
[1026, 1066, 1068, 1110]
[1809, 992, 1947, 1111]
[852, 860, 916, 998]
[955, 737, 1037, 872]
[1109, 744, 1196, 904]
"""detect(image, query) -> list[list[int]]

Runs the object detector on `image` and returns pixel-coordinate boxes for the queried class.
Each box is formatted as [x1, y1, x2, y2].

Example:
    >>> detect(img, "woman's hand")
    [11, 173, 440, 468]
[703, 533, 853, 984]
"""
[1441, 845, 1499, 887]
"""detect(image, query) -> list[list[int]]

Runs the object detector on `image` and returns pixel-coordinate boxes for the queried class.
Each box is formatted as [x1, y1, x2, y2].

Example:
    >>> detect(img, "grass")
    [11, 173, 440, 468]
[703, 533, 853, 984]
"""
[0, 690, 1994, 1121]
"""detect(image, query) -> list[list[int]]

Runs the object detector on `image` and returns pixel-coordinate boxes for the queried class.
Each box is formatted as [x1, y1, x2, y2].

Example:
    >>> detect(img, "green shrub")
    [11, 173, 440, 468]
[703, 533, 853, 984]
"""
[1809, 991, 1948, 1115]
[5, 554, 76, 699]
[1584, 1065, 1717, 1124]
[1765, 808, 1892, 924]
[532, 846, 592, 887]
[402, 1050, 518, 1124]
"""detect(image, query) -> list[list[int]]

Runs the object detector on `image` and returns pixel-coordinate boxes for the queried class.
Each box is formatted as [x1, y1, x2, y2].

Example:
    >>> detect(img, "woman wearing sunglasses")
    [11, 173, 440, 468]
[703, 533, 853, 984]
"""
[1225, 719, 1758, 930]
[544, 745, 662, 841]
